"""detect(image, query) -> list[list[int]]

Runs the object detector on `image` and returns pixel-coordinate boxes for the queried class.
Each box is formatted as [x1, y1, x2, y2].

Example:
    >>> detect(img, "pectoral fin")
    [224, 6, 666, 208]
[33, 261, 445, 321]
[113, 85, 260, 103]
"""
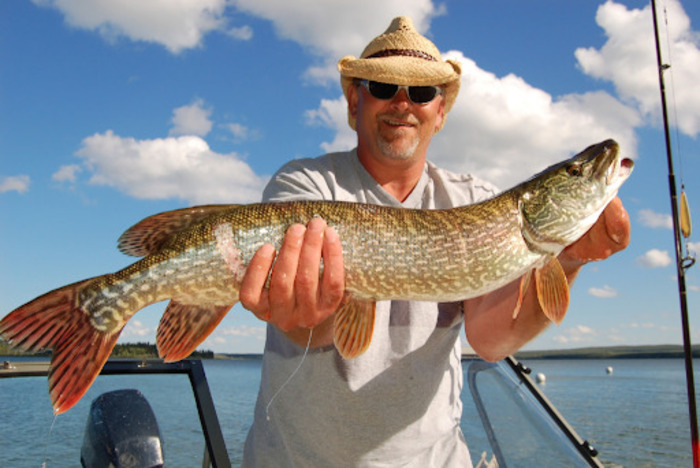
[333, 298, 376, 359]
[513, 269, 533, 320]
[534, 257, 570, 325]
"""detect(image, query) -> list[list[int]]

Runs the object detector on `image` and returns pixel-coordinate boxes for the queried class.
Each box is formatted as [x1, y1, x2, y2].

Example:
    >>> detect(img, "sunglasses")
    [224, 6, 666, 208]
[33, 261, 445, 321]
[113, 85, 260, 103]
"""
[357, 79, 443, 105]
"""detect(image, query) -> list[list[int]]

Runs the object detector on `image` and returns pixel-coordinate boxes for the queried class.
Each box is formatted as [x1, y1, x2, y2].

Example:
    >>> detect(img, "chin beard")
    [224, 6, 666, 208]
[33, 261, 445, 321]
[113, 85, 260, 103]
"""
[377, 134, 420, 160]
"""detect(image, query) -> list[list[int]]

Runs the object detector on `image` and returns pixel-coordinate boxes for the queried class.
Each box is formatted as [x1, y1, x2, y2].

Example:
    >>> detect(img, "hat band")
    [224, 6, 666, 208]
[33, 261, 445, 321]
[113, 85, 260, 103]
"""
[365, 49, 437, 62]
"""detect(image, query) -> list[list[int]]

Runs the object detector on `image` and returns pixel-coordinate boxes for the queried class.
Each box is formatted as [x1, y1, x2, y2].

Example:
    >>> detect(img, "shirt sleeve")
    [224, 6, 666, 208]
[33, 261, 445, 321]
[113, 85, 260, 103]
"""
[261, 159, 328, 203]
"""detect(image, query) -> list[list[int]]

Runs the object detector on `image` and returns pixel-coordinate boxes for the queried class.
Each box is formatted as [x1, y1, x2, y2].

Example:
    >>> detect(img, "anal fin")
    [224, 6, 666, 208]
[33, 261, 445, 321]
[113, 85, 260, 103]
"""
[333, 298, 376, 359]
[157, 301, 233, 362]
[534, 257, 570, 325]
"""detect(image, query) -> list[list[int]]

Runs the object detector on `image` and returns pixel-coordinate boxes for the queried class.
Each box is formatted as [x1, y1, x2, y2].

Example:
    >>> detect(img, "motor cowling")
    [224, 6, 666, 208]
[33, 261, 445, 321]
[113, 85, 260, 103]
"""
[81, 389, 164, 468]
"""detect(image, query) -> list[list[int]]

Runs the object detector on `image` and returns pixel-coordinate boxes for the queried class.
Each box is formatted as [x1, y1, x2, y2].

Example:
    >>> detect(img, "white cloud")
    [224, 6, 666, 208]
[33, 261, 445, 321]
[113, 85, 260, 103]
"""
[226, 25, 253, 41]
[230, 0, 441, 85]
[121, 319, 153, 338]
[76, 130, 267, 204]
[429, 53, 640, 188]
[170, 100, 213, 137]
[628, 322, 658, 330]
[639, 209, 673, 229]
[220, 325, 266, 338]
[35, 0, 442, 67]
[201, 324, 266, 353]
[637, 249, 673, 268]
[52, 164, 82, 183]
[552, 324, 597, 344]
[575, 0, 700, 137]
[688, 241, 700, 255]
[33, 0, 229, 53]
[226, 123, 247, 140]
[588, 285, 618, 298]
[0, 175, 30, 194]
[229, 1, 651, 190]
[224, 122, 260, 143]
[305, 97, 356, 154]
[307, 53, 641, 189]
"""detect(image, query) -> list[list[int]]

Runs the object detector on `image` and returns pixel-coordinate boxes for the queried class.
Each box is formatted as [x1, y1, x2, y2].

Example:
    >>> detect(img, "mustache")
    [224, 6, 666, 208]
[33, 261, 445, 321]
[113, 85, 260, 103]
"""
[378, 113, 420, 126]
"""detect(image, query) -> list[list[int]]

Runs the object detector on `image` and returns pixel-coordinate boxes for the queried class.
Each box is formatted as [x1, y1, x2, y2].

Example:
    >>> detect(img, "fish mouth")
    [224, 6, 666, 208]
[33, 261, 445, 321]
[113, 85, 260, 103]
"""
[618, 158, 634, 181]
[592, 140, 634, 186]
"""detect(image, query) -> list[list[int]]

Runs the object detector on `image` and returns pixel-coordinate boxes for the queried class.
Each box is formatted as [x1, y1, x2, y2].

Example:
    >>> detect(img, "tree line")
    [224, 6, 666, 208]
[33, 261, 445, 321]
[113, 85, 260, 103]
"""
[0, 340, 213, 359]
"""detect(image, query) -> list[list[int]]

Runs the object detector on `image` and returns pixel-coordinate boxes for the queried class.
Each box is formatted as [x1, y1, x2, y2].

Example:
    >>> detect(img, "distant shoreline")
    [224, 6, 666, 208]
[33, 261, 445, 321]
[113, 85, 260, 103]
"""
[510, 344, 700, 360]
[222, 344, 700, 361]
[2, 341, 698, 360]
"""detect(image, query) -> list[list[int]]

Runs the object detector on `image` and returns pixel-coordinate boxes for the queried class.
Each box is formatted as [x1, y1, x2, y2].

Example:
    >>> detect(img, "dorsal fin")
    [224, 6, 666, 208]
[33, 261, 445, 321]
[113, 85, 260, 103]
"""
[118, 204, 238, 257]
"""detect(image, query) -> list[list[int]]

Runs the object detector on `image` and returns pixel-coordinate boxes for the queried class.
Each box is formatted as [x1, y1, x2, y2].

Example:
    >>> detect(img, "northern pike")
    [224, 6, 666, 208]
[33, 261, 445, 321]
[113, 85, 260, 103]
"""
[0, 139, 632, 414]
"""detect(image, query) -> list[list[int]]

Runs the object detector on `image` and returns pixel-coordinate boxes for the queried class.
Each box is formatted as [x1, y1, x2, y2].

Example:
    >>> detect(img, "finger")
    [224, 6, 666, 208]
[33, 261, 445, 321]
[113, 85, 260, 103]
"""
[293, 218, 327, 326]
[239, 243, 276, 320]
[319, 226, 345, 312]
[268, 223, 306, 327]
[563, 198, 630, 264]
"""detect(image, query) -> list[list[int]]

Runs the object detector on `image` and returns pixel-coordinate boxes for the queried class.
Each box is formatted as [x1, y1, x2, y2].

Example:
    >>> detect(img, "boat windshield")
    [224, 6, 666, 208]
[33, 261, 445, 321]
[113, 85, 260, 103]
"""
[462, 357, 602, 467]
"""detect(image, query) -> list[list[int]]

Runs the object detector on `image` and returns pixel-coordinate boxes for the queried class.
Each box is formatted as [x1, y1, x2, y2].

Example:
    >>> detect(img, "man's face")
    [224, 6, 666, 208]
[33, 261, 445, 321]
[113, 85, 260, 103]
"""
[348, 81, 446, 162]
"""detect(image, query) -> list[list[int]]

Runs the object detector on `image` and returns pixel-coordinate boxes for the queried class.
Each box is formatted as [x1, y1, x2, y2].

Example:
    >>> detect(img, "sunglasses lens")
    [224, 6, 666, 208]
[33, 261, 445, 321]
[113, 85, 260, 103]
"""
[363, 80, 441, 104]
[368, 81, 399, 100]
[408, 86, 439, 104]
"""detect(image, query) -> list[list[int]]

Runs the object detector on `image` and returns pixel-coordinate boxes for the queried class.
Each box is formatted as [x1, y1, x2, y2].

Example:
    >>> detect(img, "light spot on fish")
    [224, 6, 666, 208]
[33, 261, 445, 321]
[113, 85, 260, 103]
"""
[213, 223, 246, 282]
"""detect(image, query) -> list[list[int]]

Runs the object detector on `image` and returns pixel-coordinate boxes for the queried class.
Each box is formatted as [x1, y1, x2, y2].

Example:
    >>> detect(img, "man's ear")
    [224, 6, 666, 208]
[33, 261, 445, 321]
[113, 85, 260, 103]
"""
[347, 83, 359, 119]
[434, 96, 446, 133]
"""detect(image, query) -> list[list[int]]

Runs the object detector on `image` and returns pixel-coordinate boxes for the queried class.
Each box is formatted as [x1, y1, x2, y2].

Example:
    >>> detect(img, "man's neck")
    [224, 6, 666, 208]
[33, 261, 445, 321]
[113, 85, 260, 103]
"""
[356, 147, 426, 202]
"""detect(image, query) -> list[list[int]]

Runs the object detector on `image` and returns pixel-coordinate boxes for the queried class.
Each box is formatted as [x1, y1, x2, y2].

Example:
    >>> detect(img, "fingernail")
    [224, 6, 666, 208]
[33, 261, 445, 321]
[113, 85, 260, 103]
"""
[308, 217, 326, 232]
[325, 226, 338, 241]
[259, 244, 276, 258]
[288, 224, 306, 237]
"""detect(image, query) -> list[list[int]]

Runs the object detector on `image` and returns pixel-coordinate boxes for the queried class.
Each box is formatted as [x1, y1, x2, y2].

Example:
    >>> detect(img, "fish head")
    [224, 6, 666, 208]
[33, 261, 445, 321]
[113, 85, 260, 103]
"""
[519, 139, 634, 253]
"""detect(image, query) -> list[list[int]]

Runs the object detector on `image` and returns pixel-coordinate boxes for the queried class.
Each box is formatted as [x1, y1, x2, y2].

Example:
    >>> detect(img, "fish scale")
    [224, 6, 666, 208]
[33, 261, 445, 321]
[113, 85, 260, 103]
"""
[0, 139, 633, 414]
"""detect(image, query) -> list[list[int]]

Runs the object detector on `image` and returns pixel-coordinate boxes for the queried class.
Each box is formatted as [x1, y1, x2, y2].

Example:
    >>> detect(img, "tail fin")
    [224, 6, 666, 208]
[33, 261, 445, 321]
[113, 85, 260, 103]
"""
[0, 279, 122, 414]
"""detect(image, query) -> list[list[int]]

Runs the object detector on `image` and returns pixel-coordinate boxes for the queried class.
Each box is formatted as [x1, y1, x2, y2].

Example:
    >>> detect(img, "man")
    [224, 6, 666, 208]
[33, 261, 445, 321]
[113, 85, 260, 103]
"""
[241, 17, 630, 466]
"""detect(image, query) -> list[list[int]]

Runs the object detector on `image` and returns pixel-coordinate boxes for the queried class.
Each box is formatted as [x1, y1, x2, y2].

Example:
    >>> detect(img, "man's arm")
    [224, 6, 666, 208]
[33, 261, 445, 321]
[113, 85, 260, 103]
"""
[463, 197, 631, 362]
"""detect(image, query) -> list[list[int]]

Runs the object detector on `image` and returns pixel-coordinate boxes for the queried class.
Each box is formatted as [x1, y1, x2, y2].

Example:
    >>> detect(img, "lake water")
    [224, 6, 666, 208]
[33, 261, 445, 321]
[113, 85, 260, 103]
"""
[0, 357, 696, 467]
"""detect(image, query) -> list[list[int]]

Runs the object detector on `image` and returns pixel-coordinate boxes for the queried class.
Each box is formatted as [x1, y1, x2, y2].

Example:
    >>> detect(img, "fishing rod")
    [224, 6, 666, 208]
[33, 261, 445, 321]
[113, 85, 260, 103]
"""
[650, 1, 698, 466]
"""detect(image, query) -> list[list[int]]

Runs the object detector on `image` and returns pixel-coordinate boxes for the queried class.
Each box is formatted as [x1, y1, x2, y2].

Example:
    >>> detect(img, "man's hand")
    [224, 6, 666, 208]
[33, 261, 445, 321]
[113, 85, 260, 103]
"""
[560, 196, 631, 269]
[239, 217, 345, 333]
[464, 196, 631, 362]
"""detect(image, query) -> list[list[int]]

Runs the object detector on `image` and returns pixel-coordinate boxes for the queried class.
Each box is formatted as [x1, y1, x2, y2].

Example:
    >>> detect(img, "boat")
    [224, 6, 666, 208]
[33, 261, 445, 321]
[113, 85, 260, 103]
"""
[0, 356, 603, 467]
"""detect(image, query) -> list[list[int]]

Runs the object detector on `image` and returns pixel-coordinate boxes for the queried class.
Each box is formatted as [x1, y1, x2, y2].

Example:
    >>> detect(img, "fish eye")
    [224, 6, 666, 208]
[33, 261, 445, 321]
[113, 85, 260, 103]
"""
[566, 164, 582, 177]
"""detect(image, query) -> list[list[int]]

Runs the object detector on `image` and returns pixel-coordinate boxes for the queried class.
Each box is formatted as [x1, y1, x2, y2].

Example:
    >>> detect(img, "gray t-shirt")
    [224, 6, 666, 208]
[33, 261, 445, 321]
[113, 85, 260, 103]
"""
[242, 149, 497, 467]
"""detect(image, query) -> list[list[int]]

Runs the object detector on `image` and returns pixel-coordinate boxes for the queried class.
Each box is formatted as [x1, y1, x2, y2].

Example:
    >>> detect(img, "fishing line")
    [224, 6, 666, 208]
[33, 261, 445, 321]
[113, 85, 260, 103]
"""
[265, 328, 313, 421]
[661, 2, 694, 251]
[661, 2, 686, 183]
[41, 414, 59, 467]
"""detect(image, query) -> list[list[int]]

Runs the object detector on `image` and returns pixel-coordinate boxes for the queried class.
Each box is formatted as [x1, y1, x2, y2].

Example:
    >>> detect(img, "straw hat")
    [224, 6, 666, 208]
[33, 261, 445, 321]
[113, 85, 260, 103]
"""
[338, 16, 462, 131]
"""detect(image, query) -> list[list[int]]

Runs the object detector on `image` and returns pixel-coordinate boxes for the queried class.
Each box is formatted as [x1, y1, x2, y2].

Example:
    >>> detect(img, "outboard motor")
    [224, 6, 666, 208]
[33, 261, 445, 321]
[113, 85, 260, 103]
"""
[81, 389, 164, 468]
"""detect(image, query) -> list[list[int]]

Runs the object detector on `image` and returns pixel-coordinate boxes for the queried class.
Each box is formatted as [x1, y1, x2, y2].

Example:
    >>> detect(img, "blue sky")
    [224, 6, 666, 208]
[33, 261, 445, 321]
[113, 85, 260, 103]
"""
[1, 0, 699, 354]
